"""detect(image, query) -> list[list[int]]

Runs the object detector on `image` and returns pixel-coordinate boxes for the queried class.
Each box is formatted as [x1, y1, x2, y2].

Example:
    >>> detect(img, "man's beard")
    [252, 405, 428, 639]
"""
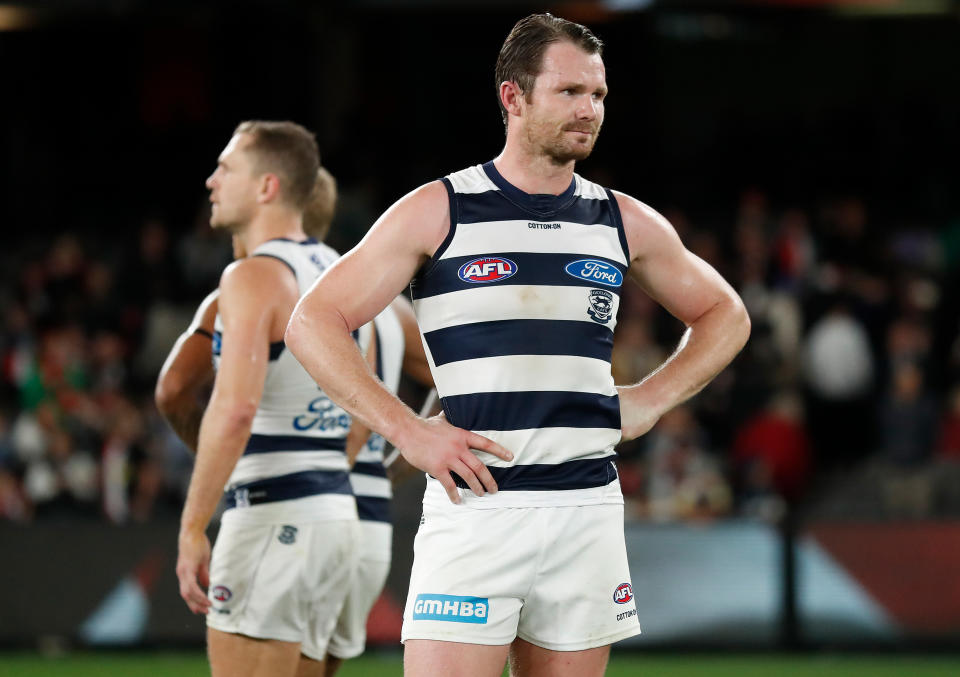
[543, 124, 601, 165]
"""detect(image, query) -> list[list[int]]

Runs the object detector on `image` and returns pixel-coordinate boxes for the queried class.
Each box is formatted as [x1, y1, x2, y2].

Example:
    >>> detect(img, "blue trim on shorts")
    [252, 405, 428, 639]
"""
[356, 495, 391, 523]
[224, 469, 352, 509]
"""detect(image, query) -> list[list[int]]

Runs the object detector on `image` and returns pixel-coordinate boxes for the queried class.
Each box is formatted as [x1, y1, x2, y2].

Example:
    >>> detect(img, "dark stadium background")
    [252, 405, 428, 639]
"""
[2, 0, 960, 674]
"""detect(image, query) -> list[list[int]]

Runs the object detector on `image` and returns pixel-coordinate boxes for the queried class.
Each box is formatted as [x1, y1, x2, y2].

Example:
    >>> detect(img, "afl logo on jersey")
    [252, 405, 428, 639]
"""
[565, 259, 623, 287]
[458, 257, 517, 284]
[613, 583, 634, 604]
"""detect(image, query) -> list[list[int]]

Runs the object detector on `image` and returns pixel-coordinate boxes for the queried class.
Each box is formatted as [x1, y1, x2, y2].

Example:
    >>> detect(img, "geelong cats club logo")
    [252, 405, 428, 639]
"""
[588, 289, 614, 324]
[458, 257, 517, 284]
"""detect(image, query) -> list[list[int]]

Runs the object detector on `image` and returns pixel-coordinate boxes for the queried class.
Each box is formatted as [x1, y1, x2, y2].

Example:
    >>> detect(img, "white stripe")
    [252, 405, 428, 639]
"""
[574, 175, 610, 201]
[466, 427, 620, 467]
[441, 220, 627, 264]
[355, 444, 384, 464]
[447, 165, 498, 194]
[434, 355, 617, 397]
[228, 452, 347, 489]
[349, 473, 392, 499]
[413, 285, 620, 333]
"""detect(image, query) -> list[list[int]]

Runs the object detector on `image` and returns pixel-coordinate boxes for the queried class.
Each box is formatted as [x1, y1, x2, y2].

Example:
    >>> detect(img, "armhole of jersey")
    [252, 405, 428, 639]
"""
[193, 327, 214, 340]
[252, 252, 298, 283]
[605, 188, 632, 263]
[413, 177, 458, 283]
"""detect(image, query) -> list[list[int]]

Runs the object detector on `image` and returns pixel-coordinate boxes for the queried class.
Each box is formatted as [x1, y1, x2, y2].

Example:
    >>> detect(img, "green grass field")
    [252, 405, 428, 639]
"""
[2, 652, 960, 677]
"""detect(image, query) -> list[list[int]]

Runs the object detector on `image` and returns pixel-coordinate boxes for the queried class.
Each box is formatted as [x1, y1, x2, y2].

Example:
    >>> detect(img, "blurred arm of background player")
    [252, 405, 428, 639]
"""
[384, 294, 437, 486]
[154, 289, 219, 453]
[345, 325, 377, 468]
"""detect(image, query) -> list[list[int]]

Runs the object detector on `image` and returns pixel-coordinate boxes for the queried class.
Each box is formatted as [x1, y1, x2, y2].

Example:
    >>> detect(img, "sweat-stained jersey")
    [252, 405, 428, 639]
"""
[410, 161, 629, 509]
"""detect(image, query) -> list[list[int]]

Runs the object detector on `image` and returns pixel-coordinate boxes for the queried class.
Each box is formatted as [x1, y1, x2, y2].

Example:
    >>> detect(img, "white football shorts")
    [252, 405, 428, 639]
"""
[327, 521, 393, 659]
[401, 502, 641, 651]
[206, 506, 360, 660]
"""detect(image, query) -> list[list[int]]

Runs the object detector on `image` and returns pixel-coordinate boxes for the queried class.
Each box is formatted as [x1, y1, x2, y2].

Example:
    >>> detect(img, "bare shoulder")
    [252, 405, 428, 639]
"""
[611, 190, 683, 262]
[218, 256, 298, 307]
[369, 180, 450, 257]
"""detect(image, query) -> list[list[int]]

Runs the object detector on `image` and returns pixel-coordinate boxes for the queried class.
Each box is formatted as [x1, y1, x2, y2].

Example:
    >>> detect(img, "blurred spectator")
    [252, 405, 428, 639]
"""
[878, 360, 937, 467]
[731, 390, 812, 511]
[937, 385, 960, 460]
[803, 302, 876, 470]
[634, 406, 732, 523]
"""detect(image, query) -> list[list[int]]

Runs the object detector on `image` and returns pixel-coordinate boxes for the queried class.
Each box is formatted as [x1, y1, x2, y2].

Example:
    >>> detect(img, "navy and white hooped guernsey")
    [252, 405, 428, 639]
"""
[411, 161, 629, 509]
[212, 237, 368, 520]
[350, 303, 405, 524]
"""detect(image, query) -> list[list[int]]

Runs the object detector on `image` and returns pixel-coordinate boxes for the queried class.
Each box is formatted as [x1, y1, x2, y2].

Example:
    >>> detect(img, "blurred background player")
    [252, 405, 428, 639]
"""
[325, 294, 433, 677]
[155, 166, 340, 448]
[173, 121, 362, 677]
[157, 161, 435, 676]
[286, 13, 749, 677]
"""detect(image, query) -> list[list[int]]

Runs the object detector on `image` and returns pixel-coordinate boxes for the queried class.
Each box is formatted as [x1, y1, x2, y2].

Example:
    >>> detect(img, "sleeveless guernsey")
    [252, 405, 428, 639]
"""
[350, 303, 405, 523]
[411, 161, 629, 509]
[213, 237, 367, 520]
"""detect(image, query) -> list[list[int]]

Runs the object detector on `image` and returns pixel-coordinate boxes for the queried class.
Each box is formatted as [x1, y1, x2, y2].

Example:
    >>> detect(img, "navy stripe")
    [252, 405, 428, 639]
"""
[481, 160, 578, 216]
[193, 328, 213, 340]
[253, 252, 296, 278]
[374, 325, 384, 379]
[448, 455, 618, 492]
[442, 391, 620, 432]
[224, 469, 352, 509]
[605, 188, 632, 263]
[353, 461, 388, 479]
[424, 319, 613, 367]
[244, 433, 346, 455]
[410, 252, 625, 300]
[356, 496, 391, 523]
[211, 332, 285, 360]
[458, 189, 615, 227]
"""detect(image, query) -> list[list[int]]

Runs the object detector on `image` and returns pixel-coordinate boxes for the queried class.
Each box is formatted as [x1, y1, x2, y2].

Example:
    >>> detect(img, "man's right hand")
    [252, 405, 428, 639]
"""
[399, 414, 513, 504]
[176, 529, 212, 615]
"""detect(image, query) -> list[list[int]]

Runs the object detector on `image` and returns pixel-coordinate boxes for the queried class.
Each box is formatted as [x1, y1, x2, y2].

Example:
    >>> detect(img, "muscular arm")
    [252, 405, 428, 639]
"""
[614, 192, 751, 440]
[177, 257, 298, 614]
[155, 290, 219, 453]
[286, 182, 511, 504]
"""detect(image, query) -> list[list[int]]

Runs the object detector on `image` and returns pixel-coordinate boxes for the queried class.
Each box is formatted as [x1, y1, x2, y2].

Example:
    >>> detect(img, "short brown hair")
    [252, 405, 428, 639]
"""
[233, 120, 320, 209]
[495, 13, 604, 127]
[302, 167, 338, 241]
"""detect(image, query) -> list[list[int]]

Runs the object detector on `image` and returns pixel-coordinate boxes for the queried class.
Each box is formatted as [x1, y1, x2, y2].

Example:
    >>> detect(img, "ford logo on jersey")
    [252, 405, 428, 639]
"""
[412, 594, 489, 624]
[565, 259, 623, 287]
[458, 257, 517, 284]
[613, 582, 634, 604]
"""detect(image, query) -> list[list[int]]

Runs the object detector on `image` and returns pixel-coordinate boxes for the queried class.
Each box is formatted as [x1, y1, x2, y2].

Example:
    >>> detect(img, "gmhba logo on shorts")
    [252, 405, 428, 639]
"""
[412, 594, 489, 624]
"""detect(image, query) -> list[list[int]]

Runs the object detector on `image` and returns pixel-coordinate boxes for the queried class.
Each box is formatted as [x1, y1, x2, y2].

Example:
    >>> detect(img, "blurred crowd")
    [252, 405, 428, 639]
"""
[2, 188, 960, 525]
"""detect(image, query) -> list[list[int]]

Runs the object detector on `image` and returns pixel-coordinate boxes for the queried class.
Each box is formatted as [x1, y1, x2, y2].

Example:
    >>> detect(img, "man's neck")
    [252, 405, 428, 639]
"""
[492, 138, 576, 196]
[235, 208, 306, 254]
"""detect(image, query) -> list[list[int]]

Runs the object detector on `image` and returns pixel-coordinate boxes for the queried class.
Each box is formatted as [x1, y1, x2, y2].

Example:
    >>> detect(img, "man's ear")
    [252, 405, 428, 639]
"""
[258, 173, 281, 204]
[500, 80, 526, 119]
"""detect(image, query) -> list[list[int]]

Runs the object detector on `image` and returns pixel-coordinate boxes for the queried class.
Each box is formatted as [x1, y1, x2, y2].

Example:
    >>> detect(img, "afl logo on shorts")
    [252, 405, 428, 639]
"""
[613, 583, 634, 604]
[458, 257, 517, 284]
[212, 585, 232, 603]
